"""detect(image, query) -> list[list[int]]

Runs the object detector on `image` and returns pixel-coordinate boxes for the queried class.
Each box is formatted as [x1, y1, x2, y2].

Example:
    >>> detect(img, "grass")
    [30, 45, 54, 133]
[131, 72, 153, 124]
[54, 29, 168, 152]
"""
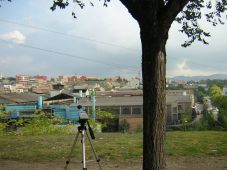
[0, 131, 226, 161]
[166, 131, 227, 156]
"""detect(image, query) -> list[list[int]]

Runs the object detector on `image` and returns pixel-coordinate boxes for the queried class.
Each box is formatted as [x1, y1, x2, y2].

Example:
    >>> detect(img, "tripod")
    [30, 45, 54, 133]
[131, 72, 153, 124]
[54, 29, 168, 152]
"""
[64, 120, 102, 170]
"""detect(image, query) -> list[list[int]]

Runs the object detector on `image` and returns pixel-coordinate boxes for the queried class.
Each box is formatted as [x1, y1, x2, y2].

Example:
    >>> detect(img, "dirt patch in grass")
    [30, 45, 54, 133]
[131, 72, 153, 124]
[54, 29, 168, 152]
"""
[0, 156, 227, 170]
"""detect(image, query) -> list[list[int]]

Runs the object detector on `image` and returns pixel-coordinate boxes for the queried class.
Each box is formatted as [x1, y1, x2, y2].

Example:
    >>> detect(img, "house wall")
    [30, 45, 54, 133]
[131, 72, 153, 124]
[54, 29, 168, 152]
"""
[166, 90, 195, 124]
[88, 105, 143, 132]
[119, 116, 143, 132]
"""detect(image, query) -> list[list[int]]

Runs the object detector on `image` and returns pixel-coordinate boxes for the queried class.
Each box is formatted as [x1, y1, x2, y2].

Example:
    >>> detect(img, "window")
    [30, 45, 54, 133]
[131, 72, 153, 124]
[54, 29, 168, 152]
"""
[167, 105, 171, 113]
[173, 107, 177, 114]
[132, 107, 141, 115]
[178, 104, 183, 112]
[122, 107, 130, 115]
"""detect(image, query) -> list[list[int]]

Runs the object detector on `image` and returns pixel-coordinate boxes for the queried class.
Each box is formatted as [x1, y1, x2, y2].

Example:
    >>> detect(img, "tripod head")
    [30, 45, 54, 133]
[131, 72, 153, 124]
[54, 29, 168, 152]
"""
[77, 105, 88, 126]
[78, 111, 89, 127]
[77, 105, 95, 140]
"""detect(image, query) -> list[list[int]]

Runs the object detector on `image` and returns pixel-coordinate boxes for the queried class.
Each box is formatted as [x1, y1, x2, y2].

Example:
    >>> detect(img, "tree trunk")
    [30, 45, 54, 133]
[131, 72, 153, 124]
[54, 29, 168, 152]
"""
[119, 1, 188, 169]
[140, 22, 167, 170]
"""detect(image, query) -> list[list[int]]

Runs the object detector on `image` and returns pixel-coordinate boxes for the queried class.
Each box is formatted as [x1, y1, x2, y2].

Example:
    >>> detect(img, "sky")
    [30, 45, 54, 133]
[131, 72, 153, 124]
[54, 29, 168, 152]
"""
[0, 0, 227, 78]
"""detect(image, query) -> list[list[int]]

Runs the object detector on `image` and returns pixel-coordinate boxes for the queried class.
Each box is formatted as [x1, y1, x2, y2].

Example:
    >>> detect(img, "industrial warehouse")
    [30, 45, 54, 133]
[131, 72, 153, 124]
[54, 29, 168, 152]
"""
[0, 89, 195, 131]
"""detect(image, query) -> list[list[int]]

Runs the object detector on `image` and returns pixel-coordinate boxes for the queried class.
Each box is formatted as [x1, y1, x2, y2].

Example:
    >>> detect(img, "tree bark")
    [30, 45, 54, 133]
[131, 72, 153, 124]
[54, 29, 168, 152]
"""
[140, 21, 167, 170]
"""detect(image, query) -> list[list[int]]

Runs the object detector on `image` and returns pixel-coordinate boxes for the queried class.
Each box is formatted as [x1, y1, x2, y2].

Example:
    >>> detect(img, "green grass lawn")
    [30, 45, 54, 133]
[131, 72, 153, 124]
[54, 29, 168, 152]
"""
[166, 131, 227, 156]
[0, 131, 226, 161]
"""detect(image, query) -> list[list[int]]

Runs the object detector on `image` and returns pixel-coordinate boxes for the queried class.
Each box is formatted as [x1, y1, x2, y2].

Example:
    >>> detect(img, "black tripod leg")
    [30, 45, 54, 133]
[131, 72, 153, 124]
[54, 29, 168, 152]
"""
[85, 131, 102, 170]
[64, 131, 80, 170]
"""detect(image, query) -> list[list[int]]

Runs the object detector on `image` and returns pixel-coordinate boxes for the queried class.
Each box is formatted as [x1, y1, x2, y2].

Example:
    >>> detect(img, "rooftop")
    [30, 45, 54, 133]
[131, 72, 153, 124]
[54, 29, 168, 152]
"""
[0, 92, 40, 104]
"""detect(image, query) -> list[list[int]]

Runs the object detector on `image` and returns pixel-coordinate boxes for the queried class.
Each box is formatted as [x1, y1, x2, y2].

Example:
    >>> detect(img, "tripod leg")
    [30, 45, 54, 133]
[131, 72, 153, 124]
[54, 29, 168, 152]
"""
[85, 131, 102, 170]
[81, 129, 87, 170]
[64, 131, 80, 170]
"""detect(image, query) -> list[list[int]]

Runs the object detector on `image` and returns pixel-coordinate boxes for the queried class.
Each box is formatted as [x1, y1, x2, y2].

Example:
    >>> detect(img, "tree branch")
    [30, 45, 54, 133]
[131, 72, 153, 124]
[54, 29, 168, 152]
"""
[161, 0, 189, 25]
[120, 0, 166, 24]
[119, 0, 139, 20]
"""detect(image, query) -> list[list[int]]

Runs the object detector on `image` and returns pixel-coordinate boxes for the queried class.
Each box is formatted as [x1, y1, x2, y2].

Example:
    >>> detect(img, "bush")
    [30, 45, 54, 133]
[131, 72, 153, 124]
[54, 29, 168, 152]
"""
[88, 118, 102, 132]
[218, 111, 227, 129]
[179, 112, 192, 124]
[15, 117, 75, 136]
[135, 124, 143, 133]
[191, 112, 224, 130]
[96, 110, 119, 132]
[0, 123, 7, 136]
[1, 111, 76, 136]
[118, 119, 130, 132]
[96, 110, 114, 119]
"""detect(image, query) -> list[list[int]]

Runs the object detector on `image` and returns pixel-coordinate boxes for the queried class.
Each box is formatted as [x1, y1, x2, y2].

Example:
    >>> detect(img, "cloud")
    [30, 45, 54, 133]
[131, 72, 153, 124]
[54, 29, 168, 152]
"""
[0, 55, 49, 76]
[175, 59, 194, 76]
[67, 1, 140, 54]
[167, 59, 216, 77]
[0, 30, 26, 44]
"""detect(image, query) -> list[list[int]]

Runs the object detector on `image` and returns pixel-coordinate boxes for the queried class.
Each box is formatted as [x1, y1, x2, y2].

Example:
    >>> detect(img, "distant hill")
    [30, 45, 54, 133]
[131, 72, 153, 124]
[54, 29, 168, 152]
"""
[170, 74, 227, 81]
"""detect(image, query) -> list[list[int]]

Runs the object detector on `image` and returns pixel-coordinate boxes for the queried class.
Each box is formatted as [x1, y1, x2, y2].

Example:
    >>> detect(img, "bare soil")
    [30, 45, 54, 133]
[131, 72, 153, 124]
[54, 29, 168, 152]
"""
[0, 156, 227, 170]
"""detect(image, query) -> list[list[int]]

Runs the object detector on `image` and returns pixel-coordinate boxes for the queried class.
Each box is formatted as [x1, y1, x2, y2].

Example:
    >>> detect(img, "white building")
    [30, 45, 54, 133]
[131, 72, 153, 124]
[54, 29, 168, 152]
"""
[223, 87, 227, 96]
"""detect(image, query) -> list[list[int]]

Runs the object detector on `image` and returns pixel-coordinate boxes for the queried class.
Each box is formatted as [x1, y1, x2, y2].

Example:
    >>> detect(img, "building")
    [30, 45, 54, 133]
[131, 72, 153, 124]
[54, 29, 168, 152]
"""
[16, 75, 30, 87]
[0, 92, 40, 105]
[15, 75, 50, 94]
[15, 83, 29, 93]
[32, 75, 50, 94]
[223, 87, 227, 96]
[78, 95, 143, 131]
[122, 77, 141, 89]
[166, 90, 195, 125]
[45, 90, 194, 131]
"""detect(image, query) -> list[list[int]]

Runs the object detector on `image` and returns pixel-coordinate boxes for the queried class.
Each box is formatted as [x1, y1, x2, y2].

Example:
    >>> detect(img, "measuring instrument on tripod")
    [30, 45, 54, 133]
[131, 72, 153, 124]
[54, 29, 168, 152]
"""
[64, 105, 102, 170]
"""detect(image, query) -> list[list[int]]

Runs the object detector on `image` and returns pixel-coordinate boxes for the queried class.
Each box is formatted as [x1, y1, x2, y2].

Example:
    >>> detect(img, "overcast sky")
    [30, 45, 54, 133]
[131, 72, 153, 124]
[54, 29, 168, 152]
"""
[0, 0, 226, 78]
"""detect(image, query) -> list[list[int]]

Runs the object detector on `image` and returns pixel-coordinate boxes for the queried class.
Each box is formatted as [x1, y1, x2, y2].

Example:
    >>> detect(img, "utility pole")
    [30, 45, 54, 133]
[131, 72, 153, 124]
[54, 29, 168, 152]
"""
[89, 88, 96, 121]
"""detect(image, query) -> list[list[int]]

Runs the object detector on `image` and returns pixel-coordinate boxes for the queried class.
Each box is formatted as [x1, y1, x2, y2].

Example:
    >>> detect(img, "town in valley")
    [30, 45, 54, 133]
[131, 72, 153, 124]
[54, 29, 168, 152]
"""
[1, 73, 227, 131]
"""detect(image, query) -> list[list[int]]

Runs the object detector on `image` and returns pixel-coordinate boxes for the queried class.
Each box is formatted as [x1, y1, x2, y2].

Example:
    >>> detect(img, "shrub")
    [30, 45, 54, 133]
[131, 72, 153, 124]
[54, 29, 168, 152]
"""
[88, 118, 102, 132]
[135, 124, 143, 133]
[218, 111, 227, 129]
[0, 123, 7, 136]
[10, 114, 75, 136]
[191, 112, 224, 130]
[118, 119, 130, 132]
[16, 117, 75, 136]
